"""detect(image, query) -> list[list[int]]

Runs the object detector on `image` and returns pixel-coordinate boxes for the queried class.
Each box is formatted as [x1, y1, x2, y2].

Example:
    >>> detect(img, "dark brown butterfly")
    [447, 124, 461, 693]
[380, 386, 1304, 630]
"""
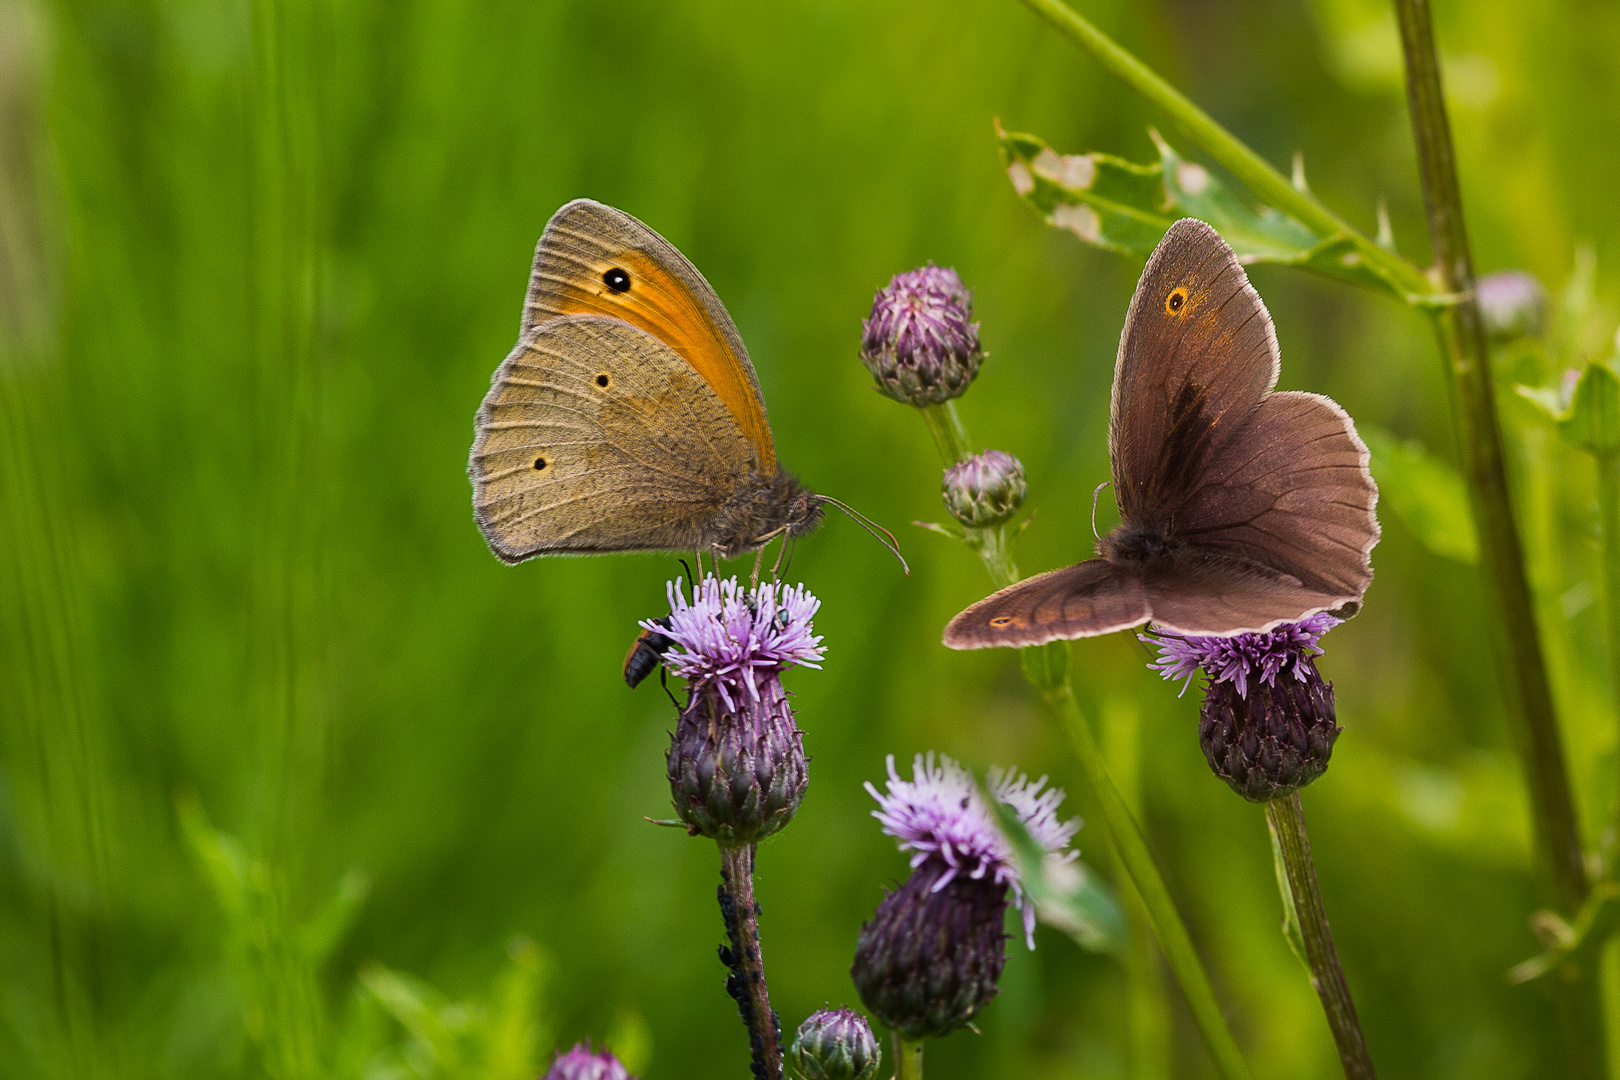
[944, 219, 1379, 649]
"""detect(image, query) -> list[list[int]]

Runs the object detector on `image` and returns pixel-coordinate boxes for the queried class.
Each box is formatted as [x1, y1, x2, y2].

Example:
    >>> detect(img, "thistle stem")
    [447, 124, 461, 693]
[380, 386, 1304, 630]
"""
[913, 400, 1253, 1080]
[1599, 455, 1620, 856]
[895, 1035, 925, 1080]
[1266, 792, 1376, 1080]
[1042, 677, 1256, 1080]
[718, 844, 782, 1080]
[1391, 1, 1606, 1071]
[1017, 0, 1430, 299]
[919, 401, 972, 464]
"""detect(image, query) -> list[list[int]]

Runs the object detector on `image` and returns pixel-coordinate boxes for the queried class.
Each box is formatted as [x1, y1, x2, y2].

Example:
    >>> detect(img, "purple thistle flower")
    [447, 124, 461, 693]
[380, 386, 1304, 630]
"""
[1142, 612, 1340, 698]
[859, 265, 983, 405]
[542, 1042, 634, 1080]
[866, 752, 1079, 948]
[647, 575, 824, 711]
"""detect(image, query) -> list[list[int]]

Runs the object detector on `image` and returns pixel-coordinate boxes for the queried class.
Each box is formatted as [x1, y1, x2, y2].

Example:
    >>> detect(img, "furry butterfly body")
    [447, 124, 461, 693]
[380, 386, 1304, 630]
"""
[944, 219, 1379, 649]
[469, 200, 822, 562]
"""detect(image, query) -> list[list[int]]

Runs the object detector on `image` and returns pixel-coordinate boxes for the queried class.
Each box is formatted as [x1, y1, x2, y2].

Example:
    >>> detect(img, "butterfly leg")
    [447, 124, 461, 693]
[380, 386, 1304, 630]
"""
[750, 545, 765, 589]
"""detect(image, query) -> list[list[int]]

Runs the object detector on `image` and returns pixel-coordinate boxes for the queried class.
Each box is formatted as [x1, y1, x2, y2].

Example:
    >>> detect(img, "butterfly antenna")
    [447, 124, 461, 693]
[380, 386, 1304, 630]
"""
[814, 496, 909, 575]
[1091, 482, 1111, 541]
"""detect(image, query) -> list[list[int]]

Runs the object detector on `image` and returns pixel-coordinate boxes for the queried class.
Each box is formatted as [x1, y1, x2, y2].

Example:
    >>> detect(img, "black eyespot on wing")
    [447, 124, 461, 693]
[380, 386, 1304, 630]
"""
[533, 456, 548, 471]
[603, 267, 631, 293]
[595, 373, 611, 388]
[1166, 287, 1187, 314]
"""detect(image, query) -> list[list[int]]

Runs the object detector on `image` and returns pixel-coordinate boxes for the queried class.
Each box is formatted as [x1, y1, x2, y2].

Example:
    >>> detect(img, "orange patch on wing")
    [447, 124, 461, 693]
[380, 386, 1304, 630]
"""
[552, 251, 776, 473]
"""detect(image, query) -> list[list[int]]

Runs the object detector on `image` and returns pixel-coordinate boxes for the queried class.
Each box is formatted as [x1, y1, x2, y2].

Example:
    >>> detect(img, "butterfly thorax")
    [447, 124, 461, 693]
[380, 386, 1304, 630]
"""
[705, 470, 824, 559]
[1098, 522, 1186, 565]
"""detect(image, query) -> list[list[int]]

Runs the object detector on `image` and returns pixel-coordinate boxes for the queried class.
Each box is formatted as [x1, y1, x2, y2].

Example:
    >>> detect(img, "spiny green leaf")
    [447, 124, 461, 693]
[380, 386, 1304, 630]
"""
[996, 122, 1403, 295]
[1559, 362, 1620, 457]
[991, 799, 1125, 955]
[1266, 813, 1308, 970]
[1360, 426, 1479, 564]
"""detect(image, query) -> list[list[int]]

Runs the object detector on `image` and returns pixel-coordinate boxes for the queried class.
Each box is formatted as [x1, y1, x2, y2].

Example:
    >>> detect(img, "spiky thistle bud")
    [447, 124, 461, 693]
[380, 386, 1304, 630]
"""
[942, 450, 1026, 528]
[1143, 614, 1343, 802]
[543, 1043, 634, 1080]
[860, 265, 983, 406]
[789, 1008, 881, 1080]
[653, 575, 823, 845]
[1476, 270, 1548, 342]
[851, 754, 1078, 1039]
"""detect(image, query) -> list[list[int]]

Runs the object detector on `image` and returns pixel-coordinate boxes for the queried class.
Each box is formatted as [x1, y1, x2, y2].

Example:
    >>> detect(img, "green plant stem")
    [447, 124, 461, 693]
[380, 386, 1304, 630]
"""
[895, 1035, 925, 1079]
[1266, 793, 1377, 1080]
[1392, 0, 1606, 1073]
[915, 399, 1254, 1080]
[1600, 455, 1620, 852]
[920, 401, 973, 465]
[1017, 0, 1431, 299]
[1040, 676, 1256, 1080]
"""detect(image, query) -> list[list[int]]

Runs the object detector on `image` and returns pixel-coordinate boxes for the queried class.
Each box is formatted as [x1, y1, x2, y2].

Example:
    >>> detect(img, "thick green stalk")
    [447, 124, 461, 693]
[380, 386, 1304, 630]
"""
[1041, 677, 1256, 1080]
[1600, 455, 1620, 851]
[1392, 0, 1605, 1072]
[895, 1036, 924, 1080]
[1017, 0, 1431, 299]
[1266, 793, 1377, 1080]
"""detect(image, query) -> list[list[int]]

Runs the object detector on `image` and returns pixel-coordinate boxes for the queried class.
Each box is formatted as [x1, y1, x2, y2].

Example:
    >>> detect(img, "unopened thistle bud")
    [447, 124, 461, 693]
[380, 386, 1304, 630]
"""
[942, 450, 1026, 528]
[1144, 614, 1343, 802]
[860, 265, 983, 406]
[851, 754, 1079, 1039]
[651, 575, 823, 845]
[543, 1043, 634, 1080]
[1477, 270, 1548, 342]
[790, 1008, 881, 1080]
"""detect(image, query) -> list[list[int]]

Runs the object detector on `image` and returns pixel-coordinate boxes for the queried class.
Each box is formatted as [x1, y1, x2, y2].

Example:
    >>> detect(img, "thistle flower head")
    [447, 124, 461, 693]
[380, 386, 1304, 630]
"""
[647, 574, 823, 710]
[942, 449, 1027, 528]
[1142, 613, 1340, 698]
[790, 1008, 881, 1080]
[1477, 270, 1548, 341]
[859, 264, 983, 405]
[542, 1043, 633, 1080]
[866, 752, 1078, 947]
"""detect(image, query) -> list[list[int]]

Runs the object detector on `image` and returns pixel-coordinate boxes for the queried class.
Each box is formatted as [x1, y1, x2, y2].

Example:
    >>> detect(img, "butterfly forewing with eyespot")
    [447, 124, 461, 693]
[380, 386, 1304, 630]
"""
[943, 218, 1379, 649]
[469, 200, 823, 563]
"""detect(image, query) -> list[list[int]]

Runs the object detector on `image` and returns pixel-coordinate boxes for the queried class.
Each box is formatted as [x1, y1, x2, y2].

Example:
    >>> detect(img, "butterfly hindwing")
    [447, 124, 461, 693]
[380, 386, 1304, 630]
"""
[522, 200, 777, 473]
[1173, 390, 1378, 603]
[470, 315, 755, 560]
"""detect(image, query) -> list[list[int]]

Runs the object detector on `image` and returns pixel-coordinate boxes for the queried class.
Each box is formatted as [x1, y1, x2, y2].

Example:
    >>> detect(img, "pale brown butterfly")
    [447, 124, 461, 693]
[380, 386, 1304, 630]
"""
[944, 218, 1379, 649]
[469, 200, 895, 566]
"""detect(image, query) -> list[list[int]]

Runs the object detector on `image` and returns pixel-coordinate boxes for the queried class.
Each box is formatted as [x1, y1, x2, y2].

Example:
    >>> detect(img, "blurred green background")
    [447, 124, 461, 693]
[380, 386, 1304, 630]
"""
[3, 0, 1620, 1077]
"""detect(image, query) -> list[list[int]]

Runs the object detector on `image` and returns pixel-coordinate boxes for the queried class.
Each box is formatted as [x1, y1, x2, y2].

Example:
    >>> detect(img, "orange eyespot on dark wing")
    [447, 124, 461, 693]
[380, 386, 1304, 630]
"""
[989, 616, 1015, 627]
[1166, 287, 1188, 315]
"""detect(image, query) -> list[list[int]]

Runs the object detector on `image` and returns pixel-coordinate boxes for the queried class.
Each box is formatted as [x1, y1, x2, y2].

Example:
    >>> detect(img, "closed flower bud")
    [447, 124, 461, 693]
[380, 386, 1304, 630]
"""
[1144, 613, 1344, 802]
[1477, 270, 1548, 342]
[860, 265, 983, 406]
[652, 575, 823, 845]
[543, 1043, 634, 1080]
[851, 860, 1007, 1040]
[790, 1008, 881, 1080]
[942, 450, 1026, 528]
